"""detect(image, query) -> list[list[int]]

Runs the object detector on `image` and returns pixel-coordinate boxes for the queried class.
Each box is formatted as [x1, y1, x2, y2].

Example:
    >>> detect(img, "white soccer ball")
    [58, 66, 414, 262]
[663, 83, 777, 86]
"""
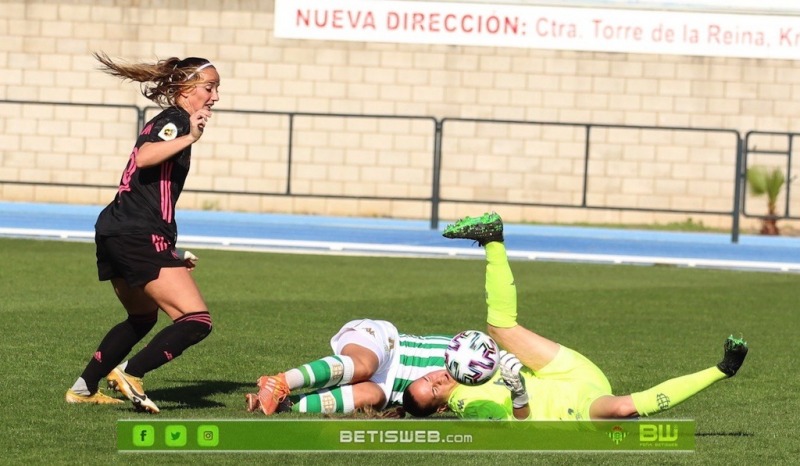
[445, 330, 500, 386]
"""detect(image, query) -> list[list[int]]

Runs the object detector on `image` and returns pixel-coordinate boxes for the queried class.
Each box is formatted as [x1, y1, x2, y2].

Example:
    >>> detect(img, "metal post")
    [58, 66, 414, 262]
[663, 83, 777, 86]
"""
[430, 119, 443, 230]
[731, 135, 744, 244]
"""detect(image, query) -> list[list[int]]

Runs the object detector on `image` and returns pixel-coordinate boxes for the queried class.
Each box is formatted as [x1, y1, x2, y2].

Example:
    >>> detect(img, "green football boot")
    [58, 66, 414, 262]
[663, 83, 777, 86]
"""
[716, 335, 748, 377]
[442, 212, 504, 246]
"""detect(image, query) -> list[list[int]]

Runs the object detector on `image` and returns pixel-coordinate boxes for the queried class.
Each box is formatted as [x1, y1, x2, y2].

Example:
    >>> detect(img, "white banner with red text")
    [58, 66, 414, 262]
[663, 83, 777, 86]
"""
[274, 0, 800, 60]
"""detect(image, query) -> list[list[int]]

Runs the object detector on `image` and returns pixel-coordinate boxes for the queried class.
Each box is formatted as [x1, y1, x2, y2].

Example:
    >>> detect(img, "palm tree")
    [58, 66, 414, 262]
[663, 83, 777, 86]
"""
[746, 165, 785, 235]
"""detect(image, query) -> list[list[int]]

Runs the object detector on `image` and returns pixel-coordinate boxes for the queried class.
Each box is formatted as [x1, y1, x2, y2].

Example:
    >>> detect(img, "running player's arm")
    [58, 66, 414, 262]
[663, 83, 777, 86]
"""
[135, 136, 198, 168]
[136, 108, 210, 168]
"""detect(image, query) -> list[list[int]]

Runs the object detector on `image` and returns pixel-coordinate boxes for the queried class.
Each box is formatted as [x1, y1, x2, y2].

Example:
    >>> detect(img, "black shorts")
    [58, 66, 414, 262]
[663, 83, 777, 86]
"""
[96, 233, 185, 287]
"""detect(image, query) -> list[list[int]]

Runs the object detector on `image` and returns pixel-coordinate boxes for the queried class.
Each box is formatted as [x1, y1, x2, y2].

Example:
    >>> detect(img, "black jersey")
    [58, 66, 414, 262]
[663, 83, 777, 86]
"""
[95, 107, 192, 242]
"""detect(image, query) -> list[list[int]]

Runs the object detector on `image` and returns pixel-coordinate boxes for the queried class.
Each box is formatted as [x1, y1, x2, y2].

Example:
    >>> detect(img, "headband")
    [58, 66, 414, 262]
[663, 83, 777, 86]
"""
[186, 62, 215, 80]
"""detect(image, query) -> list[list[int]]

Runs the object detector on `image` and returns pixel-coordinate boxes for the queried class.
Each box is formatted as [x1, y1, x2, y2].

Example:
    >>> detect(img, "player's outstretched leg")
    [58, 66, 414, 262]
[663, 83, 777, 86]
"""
[625, 335, 748, 417]
[443, 212, 516, 328]
[445, 213, 561, 371]
[442, 212, 503, 246]
[716, 335, 749, 377]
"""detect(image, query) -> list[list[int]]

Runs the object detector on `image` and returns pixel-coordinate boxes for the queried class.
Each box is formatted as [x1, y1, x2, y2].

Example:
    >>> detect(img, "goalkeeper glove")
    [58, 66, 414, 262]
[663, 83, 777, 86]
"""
[499, 350, 529, 409]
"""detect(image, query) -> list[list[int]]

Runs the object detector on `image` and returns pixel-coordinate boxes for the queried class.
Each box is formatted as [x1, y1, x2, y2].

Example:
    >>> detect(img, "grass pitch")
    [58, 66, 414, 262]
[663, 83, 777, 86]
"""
[1, 237, 798, 465]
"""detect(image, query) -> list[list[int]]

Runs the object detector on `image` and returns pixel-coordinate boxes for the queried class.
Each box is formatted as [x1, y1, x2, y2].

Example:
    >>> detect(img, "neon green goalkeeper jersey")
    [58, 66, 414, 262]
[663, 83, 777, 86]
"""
[447, 369, 596, 421]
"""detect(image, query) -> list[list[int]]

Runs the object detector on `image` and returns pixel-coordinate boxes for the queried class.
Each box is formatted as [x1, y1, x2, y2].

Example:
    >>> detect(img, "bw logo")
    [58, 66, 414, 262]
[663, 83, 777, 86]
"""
[640, 424, 679, 442]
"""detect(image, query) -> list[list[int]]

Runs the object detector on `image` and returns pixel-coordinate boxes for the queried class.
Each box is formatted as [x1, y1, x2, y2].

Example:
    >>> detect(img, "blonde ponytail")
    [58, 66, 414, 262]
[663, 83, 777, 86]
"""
[93, 51, 214, 107]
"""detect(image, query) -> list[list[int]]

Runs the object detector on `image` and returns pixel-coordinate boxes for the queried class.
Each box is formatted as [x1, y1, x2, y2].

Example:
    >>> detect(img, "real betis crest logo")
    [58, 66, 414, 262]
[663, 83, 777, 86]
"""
[608, 425, 628, 445]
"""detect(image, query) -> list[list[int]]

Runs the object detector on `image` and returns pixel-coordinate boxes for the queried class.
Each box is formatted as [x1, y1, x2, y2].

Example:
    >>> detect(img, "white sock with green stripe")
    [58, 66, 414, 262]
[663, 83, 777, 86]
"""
[283, 355, 355, 390]
[291, 385, 356, 414]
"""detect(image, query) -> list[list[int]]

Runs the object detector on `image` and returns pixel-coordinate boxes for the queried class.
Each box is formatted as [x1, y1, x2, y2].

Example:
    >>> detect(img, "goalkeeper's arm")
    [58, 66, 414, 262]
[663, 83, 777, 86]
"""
[500, 351, 530, 420]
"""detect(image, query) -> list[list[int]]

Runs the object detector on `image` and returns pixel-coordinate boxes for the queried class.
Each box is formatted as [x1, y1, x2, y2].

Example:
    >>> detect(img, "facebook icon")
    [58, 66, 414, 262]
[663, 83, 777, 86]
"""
[132, 425, 155, 447]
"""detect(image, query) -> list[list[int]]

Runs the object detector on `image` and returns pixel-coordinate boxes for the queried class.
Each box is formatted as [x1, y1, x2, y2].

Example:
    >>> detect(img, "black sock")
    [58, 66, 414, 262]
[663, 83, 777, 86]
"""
[125, 311, 213, 377]
[79, 312, 158, 393]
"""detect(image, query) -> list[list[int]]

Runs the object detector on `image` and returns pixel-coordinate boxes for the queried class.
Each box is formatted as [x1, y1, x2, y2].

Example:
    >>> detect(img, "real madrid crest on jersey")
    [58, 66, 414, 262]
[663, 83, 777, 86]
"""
[158, 122, 178, 141]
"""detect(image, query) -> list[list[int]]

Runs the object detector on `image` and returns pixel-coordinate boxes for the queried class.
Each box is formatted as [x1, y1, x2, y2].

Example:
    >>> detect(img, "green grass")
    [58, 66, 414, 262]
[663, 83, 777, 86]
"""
[1, 237, 798, 465]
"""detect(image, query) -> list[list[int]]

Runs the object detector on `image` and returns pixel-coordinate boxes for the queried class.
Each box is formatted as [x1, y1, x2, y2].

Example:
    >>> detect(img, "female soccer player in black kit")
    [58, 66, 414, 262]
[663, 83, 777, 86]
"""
[65, 52, 220, 413]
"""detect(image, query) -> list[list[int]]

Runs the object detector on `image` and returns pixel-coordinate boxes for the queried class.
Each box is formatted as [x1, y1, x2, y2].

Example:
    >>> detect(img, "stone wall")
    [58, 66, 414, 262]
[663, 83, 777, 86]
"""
[1, 0, 798, 231]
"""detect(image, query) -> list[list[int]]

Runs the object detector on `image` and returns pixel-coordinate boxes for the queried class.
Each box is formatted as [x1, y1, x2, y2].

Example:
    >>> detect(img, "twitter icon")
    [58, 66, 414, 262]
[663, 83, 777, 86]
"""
[165, 425, 187, 447]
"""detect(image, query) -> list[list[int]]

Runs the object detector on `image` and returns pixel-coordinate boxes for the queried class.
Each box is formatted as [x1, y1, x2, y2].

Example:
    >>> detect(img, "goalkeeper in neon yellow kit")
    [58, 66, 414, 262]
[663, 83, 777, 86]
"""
[403, 212, 749, 421]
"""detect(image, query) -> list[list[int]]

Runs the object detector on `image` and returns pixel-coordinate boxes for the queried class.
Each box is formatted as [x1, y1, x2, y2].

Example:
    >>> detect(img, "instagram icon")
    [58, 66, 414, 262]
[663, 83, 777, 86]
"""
[197, 425, 219, 447]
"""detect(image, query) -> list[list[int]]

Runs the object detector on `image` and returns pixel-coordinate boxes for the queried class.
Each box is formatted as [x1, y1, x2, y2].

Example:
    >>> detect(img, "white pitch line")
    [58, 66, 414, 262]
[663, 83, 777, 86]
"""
[2, 227, 799, 273]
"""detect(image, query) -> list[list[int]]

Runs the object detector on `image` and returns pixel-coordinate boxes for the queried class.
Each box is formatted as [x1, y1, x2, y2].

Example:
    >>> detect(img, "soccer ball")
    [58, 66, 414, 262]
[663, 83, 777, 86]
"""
[444, 330, 500, 386]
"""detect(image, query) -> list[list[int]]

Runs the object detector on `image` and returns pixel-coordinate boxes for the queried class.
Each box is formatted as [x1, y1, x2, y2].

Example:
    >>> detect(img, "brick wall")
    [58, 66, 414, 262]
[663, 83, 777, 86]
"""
[1, 0, 798, 231]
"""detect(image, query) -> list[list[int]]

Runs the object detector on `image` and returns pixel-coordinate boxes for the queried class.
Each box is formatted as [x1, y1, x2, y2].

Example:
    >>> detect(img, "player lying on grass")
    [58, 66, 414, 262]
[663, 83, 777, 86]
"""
[402, 212, 749, 420]
[245, 320, 451, 415]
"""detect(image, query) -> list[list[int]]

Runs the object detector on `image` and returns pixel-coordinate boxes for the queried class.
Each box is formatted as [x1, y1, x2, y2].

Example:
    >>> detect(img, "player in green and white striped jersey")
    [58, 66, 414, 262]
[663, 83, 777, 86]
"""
[246, 319, 451, 416]
[389, 332, 453, 406]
